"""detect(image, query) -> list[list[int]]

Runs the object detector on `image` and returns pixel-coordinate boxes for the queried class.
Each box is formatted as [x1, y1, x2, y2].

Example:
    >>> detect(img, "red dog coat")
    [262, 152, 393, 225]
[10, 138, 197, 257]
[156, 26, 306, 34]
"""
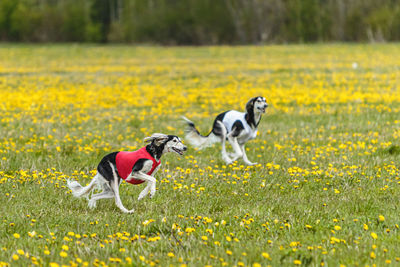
[115, 147, 161, 185]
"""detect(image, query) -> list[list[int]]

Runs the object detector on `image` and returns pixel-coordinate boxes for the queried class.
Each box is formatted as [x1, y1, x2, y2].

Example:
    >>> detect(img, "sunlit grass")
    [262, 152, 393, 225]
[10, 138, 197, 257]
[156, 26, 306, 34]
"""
[1, 44, 400, 266]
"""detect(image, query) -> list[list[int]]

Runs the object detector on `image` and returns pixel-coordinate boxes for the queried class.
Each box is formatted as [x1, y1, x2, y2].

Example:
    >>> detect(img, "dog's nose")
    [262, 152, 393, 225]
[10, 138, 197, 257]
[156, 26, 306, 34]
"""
[183, 146, 187, 151]
[264, 104, 268, 108]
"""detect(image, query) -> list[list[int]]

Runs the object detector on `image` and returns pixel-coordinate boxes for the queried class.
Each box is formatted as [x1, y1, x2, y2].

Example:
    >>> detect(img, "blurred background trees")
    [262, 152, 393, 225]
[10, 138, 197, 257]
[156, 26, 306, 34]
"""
[1, 0, 400, 44]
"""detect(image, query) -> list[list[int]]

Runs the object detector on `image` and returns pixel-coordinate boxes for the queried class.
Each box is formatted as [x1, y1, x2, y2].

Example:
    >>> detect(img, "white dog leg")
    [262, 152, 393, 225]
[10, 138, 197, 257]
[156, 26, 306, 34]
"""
[88, 191, 115, 209]
[217, 121, 232, 164]
[138, 185, 151, 200]
[109, 163, 134, 213]
[221, 137, 233, 164]
[135, 172, 157, 200]
[67, 174, 99, 200]
[240, 144, 257, 165]
[227, 134, 243, 162]
[110, 179, 134, 213]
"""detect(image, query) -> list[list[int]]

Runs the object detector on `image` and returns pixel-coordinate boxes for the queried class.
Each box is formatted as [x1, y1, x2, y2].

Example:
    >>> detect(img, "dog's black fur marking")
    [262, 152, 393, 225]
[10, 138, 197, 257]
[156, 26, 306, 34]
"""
[146, 141, 165, 161]
[231, 120, 245, 137]
[97, 152, 119, 184]
[186, 120, 201, 135]
[211, 111, 228, 136]
[245, 97, 257, 128]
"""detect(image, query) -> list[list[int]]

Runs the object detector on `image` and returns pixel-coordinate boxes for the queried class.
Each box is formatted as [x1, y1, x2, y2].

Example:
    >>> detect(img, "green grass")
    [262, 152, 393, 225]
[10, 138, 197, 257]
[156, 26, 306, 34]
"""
[0, 44, 400, 267]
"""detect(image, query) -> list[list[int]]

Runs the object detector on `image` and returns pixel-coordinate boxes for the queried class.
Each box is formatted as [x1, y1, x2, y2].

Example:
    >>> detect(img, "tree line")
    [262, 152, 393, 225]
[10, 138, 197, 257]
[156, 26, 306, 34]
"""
[1, 0, 400, 44]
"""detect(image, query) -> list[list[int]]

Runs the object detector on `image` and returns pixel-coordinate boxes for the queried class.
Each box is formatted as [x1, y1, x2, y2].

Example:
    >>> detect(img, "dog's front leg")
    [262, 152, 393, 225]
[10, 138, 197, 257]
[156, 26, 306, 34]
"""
[138, 184, 151, 200]
[134, 172, 156, 200]
[240, 144, 257, 166]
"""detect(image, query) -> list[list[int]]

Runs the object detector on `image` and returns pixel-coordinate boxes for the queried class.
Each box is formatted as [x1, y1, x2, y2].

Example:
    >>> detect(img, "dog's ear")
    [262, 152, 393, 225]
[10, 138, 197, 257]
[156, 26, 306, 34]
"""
[144, 133, 169, 146]
[245, 97, 257, 113]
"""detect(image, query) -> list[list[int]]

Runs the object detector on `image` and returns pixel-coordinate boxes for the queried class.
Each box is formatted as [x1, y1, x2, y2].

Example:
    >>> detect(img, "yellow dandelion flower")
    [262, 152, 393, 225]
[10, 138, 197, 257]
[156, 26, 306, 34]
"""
[371, 232, 378, 239]
[59, 251, 67, 258]
[12, 254, 19, 261]
[262, 252, 271, 260]
[294, 259, 302, 265]
[13, 233, 20, 239]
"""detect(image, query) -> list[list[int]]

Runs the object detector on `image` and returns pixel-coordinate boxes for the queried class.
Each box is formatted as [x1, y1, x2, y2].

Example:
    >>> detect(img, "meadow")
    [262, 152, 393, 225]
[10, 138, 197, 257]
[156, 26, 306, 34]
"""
[0, 44, 400, 267]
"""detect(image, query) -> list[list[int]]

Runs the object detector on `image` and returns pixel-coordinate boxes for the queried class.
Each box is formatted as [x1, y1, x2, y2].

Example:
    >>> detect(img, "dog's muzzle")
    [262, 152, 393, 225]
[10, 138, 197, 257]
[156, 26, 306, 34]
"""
[258, 104, 268, 113]
[172, 146, 187, 155]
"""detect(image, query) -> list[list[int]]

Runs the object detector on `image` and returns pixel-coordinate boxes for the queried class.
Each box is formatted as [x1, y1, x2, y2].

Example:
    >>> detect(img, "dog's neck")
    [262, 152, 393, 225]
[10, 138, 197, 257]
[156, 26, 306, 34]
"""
[245, 108, 263, 128]
[146, 143, 164, 161]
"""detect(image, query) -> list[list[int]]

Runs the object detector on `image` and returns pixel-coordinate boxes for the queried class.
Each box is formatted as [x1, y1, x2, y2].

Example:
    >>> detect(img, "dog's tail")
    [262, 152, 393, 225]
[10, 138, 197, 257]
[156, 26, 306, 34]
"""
[182, 116, 221, 149]
[67, 176, 97, 198]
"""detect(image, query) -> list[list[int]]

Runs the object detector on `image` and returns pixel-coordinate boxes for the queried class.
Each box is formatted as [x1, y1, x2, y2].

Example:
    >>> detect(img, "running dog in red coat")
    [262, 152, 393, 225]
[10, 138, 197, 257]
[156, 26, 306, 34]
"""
[67, 133, 187, 213]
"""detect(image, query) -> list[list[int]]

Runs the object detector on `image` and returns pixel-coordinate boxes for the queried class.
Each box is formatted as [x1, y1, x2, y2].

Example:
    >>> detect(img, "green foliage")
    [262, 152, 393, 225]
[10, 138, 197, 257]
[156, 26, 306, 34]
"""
[1, 0, 400, 43]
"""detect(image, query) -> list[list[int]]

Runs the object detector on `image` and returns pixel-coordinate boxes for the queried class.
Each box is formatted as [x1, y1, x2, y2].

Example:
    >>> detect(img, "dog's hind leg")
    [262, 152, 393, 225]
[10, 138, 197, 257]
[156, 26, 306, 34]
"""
[226, 122, 245, 162]
[67, 174, 99, 199]
[217, 121, 232, 164]
[88, 190, 115, 209]
[87, 176, 115, 208]
[227, 135, 243, 162]
[109, 163, 134, 213]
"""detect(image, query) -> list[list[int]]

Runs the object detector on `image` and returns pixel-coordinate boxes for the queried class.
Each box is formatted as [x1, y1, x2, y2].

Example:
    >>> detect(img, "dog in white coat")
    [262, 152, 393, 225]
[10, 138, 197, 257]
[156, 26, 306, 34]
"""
[183, 96, 268, 165]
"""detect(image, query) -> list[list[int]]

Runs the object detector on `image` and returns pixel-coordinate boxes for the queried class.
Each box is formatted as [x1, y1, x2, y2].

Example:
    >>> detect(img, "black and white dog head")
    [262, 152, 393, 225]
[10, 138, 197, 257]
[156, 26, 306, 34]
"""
[246, 96, 268, 114]
[144, 133, 187, 158]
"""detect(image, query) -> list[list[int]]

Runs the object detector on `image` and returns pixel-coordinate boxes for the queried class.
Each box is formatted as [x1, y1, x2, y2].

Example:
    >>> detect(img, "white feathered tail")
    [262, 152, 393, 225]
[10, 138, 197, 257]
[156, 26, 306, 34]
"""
[182, 116, 224, 149]
[67, 175, 98, 198]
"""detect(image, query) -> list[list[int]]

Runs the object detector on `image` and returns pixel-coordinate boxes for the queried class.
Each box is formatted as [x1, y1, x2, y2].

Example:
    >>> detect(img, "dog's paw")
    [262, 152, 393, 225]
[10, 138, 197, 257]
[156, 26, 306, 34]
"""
[244, 161, 257, 166]
[120, 207, 134, 213]
[222, 155, 233, 165]
[88, 200, 97, 209]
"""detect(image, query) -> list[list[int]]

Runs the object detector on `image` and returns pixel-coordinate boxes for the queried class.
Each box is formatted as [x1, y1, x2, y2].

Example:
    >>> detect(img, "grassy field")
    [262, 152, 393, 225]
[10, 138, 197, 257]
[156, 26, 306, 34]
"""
[0, 44, 400, 267]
